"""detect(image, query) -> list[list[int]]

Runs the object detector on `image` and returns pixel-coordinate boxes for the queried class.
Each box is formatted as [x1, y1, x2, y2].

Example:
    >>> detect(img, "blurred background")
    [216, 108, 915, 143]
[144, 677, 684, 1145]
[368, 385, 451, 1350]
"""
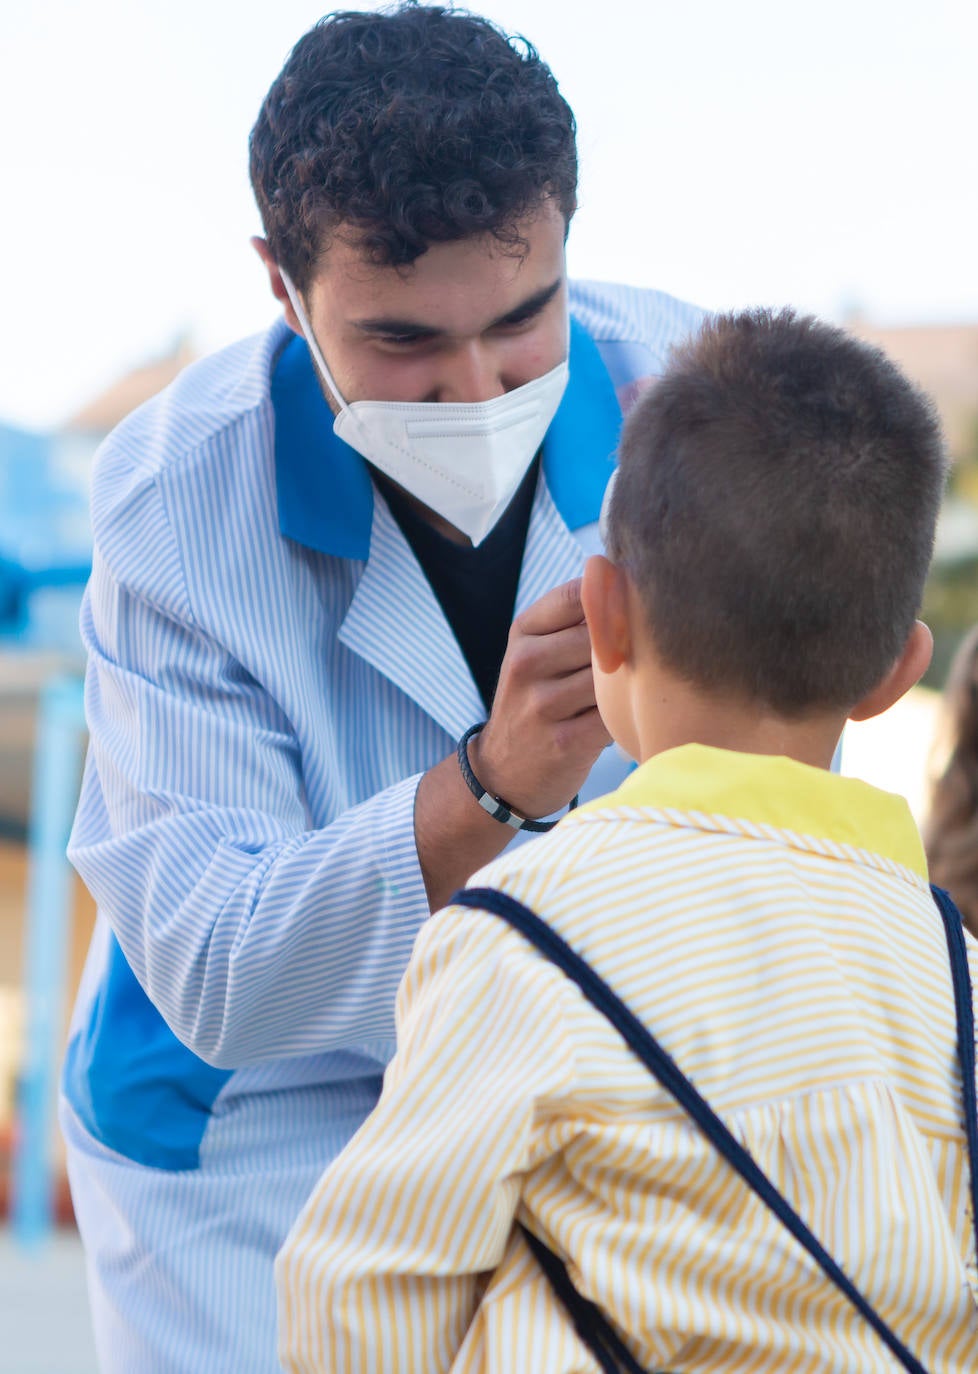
[1, 1, 976, 1368]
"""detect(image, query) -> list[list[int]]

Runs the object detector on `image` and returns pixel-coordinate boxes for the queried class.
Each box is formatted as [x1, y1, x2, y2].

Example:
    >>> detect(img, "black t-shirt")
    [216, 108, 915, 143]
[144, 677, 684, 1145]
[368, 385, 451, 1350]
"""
[372, 458, 539, 712]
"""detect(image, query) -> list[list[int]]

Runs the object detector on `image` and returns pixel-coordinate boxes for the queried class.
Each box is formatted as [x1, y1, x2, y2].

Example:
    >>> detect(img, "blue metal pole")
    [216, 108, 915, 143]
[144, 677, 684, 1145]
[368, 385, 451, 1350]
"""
[11, 675, 86, 1247]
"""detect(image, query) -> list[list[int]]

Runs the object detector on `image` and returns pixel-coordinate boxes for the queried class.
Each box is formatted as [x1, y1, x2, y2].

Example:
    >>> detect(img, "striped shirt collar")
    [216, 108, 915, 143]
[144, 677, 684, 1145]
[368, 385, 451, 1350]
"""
[580, 743, 928, 880]
[271, 316, 622, 560]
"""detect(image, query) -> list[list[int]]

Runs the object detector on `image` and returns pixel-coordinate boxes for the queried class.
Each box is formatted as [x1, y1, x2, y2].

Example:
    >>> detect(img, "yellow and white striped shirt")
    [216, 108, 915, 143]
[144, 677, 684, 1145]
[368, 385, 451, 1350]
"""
[277, 745, 978, 1373]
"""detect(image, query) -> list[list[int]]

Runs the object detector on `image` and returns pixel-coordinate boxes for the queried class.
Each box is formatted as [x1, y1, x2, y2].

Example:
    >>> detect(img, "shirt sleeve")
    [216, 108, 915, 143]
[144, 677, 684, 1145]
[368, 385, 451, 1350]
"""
[68, 463, 430, 1068]
[276, 903, 576, 1374]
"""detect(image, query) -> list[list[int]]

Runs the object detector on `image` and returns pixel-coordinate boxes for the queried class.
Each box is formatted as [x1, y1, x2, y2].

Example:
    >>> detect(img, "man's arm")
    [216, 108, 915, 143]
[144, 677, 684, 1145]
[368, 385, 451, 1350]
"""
[276, 905, 573, 1374]
[70, 551, 430, 1067]
[72, 465, 605, 1067]
[415, 577, 609, 911]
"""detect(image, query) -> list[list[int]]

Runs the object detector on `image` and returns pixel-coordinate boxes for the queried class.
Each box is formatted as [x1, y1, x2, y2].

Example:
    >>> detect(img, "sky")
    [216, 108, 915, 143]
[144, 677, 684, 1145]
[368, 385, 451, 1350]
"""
[1, 0, 976, 432]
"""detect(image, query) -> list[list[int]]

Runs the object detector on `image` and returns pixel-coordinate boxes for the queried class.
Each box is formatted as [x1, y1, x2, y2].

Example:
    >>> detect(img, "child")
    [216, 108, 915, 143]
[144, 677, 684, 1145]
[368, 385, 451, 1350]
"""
[277, 309, 977, 1372]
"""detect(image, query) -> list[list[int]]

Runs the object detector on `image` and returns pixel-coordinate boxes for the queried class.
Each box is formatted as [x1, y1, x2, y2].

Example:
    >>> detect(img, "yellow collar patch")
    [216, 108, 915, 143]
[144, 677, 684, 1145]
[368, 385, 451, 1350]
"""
[577, 744, 927, 881]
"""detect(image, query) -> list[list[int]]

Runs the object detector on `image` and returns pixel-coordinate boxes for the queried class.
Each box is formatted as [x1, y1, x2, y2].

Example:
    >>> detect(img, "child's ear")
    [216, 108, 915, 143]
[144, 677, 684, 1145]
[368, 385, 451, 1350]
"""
[582, 555, 633, 673]
[849, 621, 933, 722]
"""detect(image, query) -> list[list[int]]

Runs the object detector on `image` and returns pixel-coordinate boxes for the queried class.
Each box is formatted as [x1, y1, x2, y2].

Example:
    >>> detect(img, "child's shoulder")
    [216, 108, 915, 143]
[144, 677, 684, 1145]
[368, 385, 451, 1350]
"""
[435, 801, 642, 950]
[465, 807, 615, 906]
[407, 822, 609, 1002]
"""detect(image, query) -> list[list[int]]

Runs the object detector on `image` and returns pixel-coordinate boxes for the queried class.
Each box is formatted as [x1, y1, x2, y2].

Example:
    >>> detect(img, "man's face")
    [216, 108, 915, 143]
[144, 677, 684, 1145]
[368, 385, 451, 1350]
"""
[296, 199, 568, 408]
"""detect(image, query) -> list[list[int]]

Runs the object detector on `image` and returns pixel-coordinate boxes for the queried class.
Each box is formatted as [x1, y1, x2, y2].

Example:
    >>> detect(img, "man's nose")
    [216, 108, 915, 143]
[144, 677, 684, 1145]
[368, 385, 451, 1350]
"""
[434, 341, 505, 404]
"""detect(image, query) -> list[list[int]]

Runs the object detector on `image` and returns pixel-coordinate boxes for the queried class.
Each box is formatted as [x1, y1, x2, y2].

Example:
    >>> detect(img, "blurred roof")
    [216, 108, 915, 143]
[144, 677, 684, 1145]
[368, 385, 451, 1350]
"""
[848, 319, 978, 461]
[63, 337, 196, 436]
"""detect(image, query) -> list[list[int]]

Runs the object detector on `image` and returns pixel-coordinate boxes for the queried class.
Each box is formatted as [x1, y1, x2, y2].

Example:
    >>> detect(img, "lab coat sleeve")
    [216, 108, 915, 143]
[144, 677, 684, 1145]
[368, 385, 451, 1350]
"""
[68, 462, 430, 1069]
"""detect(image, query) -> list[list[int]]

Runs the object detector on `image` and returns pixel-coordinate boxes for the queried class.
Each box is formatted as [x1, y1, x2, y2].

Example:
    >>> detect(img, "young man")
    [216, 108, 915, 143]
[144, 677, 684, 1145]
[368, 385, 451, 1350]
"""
[59, 6, 701, 1370]
[276, 309, 977, 1373]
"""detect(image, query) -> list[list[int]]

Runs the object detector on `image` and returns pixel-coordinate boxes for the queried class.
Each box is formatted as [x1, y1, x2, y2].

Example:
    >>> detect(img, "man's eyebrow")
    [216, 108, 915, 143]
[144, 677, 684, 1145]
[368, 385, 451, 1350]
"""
[352, 278, 563, 338]
[491, 278, 563, 328]
[353, 315, 441, 340]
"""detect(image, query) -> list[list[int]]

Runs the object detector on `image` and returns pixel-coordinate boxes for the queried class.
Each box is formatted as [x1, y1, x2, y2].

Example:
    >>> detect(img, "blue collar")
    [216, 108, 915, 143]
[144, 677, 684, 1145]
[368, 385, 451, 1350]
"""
[273, 316, 622, 559]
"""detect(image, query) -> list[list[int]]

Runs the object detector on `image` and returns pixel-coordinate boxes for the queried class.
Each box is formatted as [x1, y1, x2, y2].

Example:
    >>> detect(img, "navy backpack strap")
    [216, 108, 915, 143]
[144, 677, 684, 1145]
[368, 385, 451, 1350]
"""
[454, 885, 932, 1374]
[930, 884, 978, 1261]
[519, 1224, 647, 1374]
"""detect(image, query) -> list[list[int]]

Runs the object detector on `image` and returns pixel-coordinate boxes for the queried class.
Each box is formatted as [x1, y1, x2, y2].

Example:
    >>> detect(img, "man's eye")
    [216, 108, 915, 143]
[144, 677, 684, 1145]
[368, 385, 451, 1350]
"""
[379, 333, 428, 347]
[494, 308, 540, 331]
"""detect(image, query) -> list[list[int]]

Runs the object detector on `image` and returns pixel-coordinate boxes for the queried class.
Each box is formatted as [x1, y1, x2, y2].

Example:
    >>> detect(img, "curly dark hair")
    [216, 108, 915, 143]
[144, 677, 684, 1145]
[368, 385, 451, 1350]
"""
[249, 4, 578, 290]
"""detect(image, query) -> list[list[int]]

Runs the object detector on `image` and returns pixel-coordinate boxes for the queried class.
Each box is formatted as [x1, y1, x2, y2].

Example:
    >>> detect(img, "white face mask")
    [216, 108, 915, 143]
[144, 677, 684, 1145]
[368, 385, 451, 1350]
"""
[280, 269, 569, 546]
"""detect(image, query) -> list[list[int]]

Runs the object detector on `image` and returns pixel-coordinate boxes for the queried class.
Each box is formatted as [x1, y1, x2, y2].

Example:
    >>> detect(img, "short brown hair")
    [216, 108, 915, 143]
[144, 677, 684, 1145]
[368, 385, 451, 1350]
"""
[605, 308, 947, 715]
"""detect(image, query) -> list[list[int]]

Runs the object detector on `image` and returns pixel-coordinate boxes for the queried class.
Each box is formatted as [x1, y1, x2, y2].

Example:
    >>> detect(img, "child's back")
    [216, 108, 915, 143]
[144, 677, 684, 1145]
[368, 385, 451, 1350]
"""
[278, 310, 977, 1373]
[418, 744, 977, 1369]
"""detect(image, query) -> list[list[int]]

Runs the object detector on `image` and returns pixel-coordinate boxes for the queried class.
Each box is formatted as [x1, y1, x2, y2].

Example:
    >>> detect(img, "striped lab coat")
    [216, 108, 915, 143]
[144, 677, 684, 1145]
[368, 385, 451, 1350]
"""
[278, 745, 978, 1373]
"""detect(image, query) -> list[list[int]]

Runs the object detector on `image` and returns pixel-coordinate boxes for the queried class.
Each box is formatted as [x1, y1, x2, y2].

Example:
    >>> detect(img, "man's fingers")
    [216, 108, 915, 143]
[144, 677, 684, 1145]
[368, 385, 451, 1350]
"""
[505, 623, 592, 682]
[531, 664, 599, 722]
[478, 579, 609, 819]
[550, 704, 613, 758]
[569, 704, 613, 748]
[513, 578, 585, 637]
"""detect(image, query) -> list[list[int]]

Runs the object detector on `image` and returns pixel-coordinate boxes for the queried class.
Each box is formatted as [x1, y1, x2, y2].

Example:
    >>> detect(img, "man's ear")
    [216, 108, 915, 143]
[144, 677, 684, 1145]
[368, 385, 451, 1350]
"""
[250, 236, 303, 336]
[581, 555, 633, 674]
[849, 620, 933, 722]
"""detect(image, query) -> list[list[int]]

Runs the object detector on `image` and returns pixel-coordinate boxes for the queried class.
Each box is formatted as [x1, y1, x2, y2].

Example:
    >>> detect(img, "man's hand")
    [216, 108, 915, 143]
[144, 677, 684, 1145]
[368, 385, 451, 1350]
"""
[415, 578, 610, 912]
[472, 578, 610, 818]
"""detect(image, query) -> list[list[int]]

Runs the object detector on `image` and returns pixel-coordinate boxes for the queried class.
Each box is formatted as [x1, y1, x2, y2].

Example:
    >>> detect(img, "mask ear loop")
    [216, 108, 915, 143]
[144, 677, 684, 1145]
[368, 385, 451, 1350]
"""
[278, 267, 352, 418]
[598, 467, 618, 547]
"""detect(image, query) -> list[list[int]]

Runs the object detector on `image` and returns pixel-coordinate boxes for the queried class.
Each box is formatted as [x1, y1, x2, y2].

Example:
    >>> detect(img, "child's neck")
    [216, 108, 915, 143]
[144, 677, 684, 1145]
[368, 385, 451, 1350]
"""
[629, 673, 846, 772]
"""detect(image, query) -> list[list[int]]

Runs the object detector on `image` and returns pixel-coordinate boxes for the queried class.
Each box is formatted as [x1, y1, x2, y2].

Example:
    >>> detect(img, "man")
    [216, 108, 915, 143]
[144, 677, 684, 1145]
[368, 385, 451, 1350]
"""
[61, 6, 702, 1370]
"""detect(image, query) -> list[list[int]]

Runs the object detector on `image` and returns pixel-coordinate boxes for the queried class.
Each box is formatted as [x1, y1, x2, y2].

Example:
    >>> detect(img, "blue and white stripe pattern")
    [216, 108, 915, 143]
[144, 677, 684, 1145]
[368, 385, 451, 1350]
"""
[61, 279, 704, 1372]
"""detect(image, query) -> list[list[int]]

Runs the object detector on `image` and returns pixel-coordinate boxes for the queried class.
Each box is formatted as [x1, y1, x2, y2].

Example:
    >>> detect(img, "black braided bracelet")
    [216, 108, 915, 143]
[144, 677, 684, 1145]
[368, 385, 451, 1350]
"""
[456, 723, 578, 834]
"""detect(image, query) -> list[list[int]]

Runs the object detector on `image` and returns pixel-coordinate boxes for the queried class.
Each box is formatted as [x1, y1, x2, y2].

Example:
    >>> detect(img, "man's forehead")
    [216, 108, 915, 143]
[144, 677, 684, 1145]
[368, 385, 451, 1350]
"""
[307, 202, 567, 331]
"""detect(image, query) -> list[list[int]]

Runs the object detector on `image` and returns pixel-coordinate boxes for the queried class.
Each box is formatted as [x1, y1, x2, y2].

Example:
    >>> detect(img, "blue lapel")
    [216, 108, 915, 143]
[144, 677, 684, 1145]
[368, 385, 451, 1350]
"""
[271, 335, 374, 560]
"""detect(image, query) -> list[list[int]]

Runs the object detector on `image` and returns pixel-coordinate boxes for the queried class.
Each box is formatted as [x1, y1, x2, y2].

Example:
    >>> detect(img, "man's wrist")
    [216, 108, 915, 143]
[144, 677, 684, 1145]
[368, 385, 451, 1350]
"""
[414, 753, 515, 911]
[458, 723, 576, 834]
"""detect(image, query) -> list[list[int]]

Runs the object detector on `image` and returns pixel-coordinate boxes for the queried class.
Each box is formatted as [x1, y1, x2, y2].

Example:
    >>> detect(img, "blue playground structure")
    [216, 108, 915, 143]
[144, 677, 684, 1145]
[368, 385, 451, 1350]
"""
[0, 420, 92, 1247]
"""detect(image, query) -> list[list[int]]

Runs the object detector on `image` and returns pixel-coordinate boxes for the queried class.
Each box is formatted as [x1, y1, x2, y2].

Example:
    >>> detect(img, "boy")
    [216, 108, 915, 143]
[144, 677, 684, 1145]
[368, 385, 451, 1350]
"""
[276, 310, 977, 1371]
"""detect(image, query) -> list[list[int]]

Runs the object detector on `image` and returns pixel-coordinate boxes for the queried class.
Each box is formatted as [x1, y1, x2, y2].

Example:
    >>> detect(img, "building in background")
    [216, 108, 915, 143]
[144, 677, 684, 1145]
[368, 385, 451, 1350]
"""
[849, 319, 978, 464]
[0, 338, 196, 831]
[64, 336, 195, 439]
[852, 322, 978, 685]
